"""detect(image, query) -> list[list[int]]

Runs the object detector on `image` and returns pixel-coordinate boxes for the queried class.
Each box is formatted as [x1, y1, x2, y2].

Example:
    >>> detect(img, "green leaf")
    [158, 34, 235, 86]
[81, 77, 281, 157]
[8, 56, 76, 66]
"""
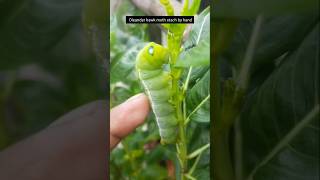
[214, 0, 319, 18]
[176, 40, 210, 67]
[187, 123, 210, 179]
[186, 70, 210, 123]
[186, 66, 210, 86]
[240, 23, 319, 180]
[180, 7, 210, 123]
[183, 7, 210, 48]
[111, 42, 145, 84]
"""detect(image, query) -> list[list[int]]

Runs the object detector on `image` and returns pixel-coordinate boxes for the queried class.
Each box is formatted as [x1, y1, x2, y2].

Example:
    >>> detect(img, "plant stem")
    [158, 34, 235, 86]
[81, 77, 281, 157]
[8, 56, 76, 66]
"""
[178, 118, 188, 178]
[187, 143, 210, 159]
[172, 69, 188, 179]
[234, 117, 243, 180]
[170, 36, 188, 180]
[165, 5, 190, 178]
[213, 129, 234, 180]
[237, 15, 263, 91]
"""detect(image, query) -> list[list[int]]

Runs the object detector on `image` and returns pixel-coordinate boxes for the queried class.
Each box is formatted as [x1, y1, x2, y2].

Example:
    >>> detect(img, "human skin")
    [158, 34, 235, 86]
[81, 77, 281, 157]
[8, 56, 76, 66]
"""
[0, 93, 149, 180]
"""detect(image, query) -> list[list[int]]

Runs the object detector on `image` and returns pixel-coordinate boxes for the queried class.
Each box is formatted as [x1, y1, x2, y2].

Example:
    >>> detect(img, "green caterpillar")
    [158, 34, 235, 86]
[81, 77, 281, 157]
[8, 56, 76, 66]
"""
[136, 42, 178, 144]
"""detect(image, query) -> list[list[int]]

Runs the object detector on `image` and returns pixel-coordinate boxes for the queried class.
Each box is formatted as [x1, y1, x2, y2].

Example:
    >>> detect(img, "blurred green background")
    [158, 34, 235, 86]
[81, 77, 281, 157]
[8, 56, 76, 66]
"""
[0, 0, 106, 149]
[213, 0, 319, 179]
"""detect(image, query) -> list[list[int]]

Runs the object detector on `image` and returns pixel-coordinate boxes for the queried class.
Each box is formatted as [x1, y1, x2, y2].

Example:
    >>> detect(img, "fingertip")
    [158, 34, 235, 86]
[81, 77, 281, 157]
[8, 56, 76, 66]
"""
[135, 93, 150, 115]
[123, 93, 150, 126]
[110, 93, 150, 144]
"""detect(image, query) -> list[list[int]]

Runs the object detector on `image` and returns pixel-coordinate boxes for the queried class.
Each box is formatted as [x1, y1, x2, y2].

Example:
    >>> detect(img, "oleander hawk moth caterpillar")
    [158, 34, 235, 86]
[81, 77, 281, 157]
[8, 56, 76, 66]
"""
[136, 42, 178, 144]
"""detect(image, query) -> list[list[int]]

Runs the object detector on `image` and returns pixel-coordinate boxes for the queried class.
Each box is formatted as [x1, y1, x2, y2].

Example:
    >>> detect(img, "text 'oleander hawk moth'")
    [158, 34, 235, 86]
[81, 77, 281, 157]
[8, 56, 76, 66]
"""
[136, 42, 178, 144]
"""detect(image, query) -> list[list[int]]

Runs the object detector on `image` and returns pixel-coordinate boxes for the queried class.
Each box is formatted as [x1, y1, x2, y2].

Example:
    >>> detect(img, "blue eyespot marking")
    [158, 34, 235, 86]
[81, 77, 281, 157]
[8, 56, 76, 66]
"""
[148, 46, 154, 56]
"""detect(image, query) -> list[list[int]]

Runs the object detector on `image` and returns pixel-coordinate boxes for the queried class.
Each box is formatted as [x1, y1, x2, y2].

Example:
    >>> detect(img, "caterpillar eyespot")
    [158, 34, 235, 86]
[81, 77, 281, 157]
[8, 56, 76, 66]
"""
[148, 46, 154, 55]
[136, 42, 178, 144]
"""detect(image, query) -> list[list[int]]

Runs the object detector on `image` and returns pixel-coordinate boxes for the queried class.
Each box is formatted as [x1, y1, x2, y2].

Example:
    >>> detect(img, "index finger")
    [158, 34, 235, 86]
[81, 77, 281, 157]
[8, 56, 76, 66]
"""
[110, 94, 150, 150]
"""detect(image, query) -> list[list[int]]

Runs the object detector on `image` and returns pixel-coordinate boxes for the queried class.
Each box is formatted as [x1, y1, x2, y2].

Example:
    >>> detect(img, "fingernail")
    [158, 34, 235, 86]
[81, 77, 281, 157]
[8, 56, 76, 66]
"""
[125, 93, 145, 103]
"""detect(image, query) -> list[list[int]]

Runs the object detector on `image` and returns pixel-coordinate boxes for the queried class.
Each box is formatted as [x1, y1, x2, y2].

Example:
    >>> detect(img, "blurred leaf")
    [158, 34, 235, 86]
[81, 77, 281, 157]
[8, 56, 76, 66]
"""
[2, 61, 104, 141]
[83, 0, 107, 63]
[213, 2, 319, 180]
[240, 23, 319, 179]
[226, 15, 318, 72]
[111, 42, 145, 83]
[112, 1, 147, 41]
[219, 14, 319, 93]
[0, 0, 104, 150]
[0, 0, 84, 70]
[212, 19, 239, 56]
[214, 0, 319, 18]
[109, 13, 146, 106]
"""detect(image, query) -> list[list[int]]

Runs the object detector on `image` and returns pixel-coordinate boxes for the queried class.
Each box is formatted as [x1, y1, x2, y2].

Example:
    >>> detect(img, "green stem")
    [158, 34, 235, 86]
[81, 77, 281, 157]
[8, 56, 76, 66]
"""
[178, 119, 188, 176]
[213, 129, 234, 180]
[171, 39, 187, 180]
[173, 73, 188, 180]
[188, 152, 202, 175]
[237, 15, 263, 90]
[187, 143, 210, 159]
[164, 1, 193, 177]
[183, 67, 193, 93]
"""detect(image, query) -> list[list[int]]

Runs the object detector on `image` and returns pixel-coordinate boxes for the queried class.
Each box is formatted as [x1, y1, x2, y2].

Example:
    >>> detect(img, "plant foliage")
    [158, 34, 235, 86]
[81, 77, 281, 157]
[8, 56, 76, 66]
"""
[212, 0, 319, 179]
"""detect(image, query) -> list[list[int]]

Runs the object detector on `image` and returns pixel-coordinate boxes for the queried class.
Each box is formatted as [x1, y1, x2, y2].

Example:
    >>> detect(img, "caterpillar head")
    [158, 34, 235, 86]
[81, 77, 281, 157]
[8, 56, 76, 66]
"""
[136, 42, 169, 70]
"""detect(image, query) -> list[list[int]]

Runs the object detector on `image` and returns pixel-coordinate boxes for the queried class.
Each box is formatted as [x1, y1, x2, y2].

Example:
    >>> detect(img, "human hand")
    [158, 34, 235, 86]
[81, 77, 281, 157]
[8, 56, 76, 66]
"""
[0, 94, 149, 180]
[0, 100, 107, 180]
[110, 93, 150, 150]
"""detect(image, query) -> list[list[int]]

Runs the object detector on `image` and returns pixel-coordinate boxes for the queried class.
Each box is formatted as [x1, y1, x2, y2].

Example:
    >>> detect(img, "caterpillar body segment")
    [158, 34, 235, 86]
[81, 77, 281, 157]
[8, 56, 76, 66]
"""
[136, 42, 178, 144]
